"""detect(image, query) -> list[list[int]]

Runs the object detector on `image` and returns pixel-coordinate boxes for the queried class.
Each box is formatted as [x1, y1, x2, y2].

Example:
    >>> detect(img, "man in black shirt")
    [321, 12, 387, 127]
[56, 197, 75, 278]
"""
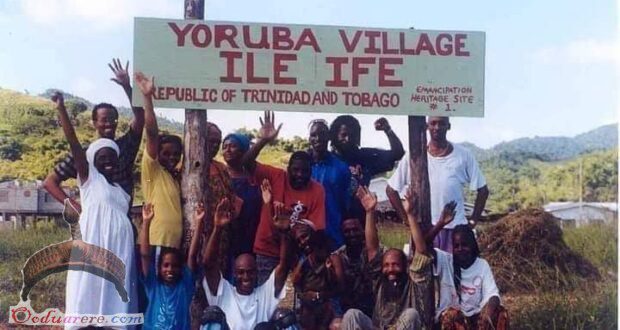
[329, 115, 405, 220]
[43, 59, 144, 214]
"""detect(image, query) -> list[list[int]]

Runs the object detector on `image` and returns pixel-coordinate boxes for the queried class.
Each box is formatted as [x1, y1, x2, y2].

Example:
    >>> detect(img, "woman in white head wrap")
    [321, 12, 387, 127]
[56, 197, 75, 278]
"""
[53, 93, 137, 328]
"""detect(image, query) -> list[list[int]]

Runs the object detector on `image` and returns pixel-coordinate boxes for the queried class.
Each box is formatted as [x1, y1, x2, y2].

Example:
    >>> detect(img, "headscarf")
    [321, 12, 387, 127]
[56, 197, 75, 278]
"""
[223, 133, 250, 153]
[86, 138, 119, 165]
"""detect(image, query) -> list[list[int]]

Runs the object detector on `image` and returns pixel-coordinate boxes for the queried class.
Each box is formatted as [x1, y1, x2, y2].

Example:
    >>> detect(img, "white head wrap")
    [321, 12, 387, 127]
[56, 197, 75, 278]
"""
[86, 138, 119, 165]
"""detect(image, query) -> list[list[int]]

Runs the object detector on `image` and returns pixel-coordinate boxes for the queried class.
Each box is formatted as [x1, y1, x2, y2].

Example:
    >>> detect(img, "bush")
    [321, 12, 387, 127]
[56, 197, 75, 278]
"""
[564, 223, 617, 272]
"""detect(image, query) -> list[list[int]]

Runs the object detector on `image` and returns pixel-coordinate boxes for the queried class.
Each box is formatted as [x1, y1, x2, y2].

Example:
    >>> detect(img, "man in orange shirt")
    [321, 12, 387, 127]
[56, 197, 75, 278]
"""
[253, 151, 326, 284]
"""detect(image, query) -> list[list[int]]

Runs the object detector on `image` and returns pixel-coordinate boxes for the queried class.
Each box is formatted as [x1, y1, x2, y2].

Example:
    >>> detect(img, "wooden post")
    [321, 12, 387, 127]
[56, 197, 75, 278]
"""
[408, 116, 431, 229]
[408, 115, 433, 327]
[181, 0, 208, 250]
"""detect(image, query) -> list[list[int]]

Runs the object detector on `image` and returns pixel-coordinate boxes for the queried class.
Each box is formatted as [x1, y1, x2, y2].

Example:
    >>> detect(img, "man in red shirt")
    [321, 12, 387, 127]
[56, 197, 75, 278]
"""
[253, 151, 326, 284]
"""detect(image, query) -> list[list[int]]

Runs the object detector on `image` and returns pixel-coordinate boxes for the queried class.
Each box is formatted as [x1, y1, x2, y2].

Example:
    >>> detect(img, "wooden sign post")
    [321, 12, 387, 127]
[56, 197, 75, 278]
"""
[181, 0, 208, 251]
[145, 4, 486, 327]
[408, 114, 433, 325]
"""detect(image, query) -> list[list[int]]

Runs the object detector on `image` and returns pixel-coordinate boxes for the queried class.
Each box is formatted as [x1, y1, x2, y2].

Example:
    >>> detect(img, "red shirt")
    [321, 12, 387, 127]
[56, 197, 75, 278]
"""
[253, 167, 326, 257]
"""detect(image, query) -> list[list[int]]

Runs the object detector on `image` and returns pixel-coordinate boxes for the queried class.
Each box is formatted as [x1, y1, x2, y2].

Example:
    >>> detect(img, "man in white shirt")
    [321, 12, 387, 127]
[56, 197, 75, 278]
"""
[200, 198, 293, 330]
[387, 116, 489, 252]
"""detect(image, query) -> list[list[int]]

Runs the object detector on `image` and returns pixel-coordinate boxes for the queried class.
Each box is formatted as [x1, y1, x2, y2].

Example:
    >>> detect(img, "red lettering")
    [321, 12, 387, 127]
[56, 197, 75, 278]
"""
[214, 25, 239, 48]
[352, 57, 375, 87]
[399, 32, 416, 55]
[416, 33, 436, 55]
[339, 30, 363, 53]
[191, 24, 212, 48]
[364, 31, 381, 54]
[273, 53, 297, 84]
[220, 51, 242, 83]
[168, 22, 194, 46]
[436, 33, 453, 56]
[273, 27, 294, 50]
[294, 28, 321, 52]
[246, 52, 269, 84]
[325, 57, 349, 87]
[166, 87, 175, 99]
[378, 57, 403, 87]
[243, 25, 269, 49]
[382, 32, 399, 54]
[455, 34, 470, 56]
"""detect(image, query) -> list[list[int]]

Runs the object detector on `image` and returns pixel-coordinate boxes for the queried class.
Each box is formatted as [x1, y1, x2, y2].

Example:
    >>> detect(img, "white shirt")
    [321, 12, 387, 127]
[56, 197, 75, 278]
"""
[203, 271, 285, 330]
[433, 248, 458, 321]
[458, 258, 500, 317]
[434, 252, 500, 318]
[387, 144, 486, 228]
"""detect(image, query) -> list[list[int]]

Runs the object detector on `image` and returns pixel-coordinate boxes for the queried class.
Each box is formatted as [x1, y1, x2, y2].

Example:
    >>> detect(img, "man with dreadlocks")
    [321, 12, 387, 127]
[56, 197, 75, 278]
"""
[435, 224, 508, 329]
[340, 185, 433, 330]
[329, 115, 405, 221]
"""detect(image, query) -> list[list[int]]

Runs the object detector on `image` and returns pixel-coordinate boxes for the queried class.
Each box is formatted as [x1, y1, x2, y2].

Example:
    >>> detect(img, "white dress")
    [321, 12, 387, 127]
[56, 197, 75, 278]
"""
[65, 152, 137, 326]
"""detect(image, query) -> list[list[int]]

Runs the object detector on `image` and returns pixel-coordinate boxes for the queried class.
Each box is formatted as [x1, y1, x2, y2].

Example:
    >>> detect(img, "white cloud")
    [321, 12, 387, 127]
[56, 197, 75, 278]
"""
[533, 38, 619, 65]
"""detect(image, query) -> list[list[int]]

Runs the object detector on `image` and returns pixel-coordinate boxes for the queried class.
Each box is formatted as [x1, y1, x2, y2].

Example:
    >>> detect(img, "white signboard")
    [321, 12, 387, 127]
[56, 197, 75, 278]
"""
[133, 17, 485, 116]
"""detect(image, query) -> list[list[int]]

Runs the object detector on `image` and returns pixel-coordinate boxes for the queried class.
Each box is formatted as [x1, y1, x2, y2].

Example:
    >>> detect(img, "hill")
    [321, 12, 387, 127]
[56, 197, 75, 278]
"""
[0, 88, 616, 213]
[487, 124, 617, 161]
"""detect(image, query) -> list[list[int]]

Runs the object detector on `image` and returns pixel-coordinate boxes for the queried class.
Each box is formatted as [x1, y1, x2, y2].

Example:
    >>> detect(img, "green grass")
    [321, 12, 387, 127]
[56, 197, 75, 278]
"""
[506, 280, 617, 330]
[378, 223, 410, 249]
[563, 223, 618, 272]
[0, 220, 617, 328]
[378, 222, 618, 329]
[0, 222, 70, 324]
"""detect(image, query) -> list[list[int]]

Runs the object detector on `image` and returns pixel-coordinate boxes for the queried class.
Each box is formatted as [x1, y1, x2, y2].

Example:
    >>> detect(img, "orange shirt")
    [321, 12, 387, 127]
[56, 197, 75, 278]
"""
[253, 168, 326, 257]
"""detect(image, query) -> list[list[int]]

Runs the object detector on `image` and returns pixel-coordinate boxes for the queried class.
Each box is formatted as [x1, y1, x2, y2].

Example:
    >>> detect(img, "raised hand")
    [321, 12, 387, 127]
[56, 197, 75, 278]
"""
[232, 195, 243, 219]
[51, 92, 65, 109]
[356, 185, 377, 212]
[194, 202, 206, 223]
[108, 58, 130, 89]
[273, 214, 291, 232]
[272, 201, 291, 231]
[349, 165, 363, 182]
[258, 111, 282, 142]
[402, 185, 419, 218]
[214, 198, 232, 228]
[142, 203, 154, 223]
[261, 178, 272, 204]
[438, 200, 457, 227]
[374, 117, 391, 132]
[134, 71, 155, 96]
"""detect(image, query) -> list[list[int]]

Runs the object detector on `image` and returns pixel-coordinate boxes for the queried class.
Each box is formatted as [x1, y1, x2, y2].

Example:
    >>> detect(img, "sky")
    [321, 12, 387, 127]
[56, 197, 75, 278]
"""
[0, 0, 617, 149]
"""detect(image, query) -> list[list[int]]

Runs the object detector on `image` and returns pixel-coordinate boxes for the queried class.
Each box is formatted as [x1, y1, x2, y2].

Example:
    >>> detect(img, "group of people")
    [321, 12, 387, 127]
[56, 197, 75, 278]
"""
[45, 59, 508, 330]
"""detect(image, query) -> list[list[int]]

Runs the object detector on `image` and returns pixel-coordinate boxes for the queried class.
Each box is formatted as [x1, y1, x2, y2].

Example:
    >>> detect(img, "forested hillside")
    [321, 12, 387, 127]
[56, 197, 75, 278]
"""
[0, 88, 616, 213]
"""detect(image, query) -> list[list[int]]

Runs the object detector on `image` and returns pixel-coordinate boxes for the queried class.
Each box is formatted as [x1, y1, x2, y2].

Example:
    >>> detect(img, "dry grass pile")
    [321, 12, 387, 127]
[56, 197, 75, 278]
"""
[478, 208, 600, 293]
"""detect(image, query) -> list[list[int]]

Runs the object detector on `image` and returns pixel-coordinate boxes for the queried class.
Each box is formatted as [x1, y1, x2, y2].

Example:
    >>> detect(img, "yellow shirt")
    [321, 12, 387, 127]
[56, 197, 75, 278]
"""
[141, 152, 182, 248]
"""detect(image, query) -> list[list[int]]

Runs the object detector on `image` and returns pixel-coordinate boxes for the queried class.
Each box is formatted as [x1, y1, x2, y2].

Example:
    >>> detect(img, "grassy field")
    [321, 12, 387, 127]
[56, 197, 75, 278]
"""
[379, 222, 618, 330]
[0, 220, 617, 329]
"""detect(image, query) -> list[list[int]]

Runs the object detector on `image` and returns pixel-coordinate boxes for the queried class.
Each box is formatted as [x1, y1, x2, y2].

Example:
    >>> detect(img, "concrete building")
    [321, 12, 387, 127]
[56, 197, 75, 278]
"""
[544, 202, 618, 228]
[0, 180, 76, 230]
[369, 177, 491, 222]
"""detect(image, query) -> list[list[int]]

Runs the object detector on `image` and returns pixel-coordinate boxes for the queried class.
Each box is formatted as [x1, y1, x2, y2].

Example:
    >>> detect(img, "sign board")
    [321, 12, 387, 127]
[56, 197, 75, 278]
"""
[133, 17, 485, 116]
